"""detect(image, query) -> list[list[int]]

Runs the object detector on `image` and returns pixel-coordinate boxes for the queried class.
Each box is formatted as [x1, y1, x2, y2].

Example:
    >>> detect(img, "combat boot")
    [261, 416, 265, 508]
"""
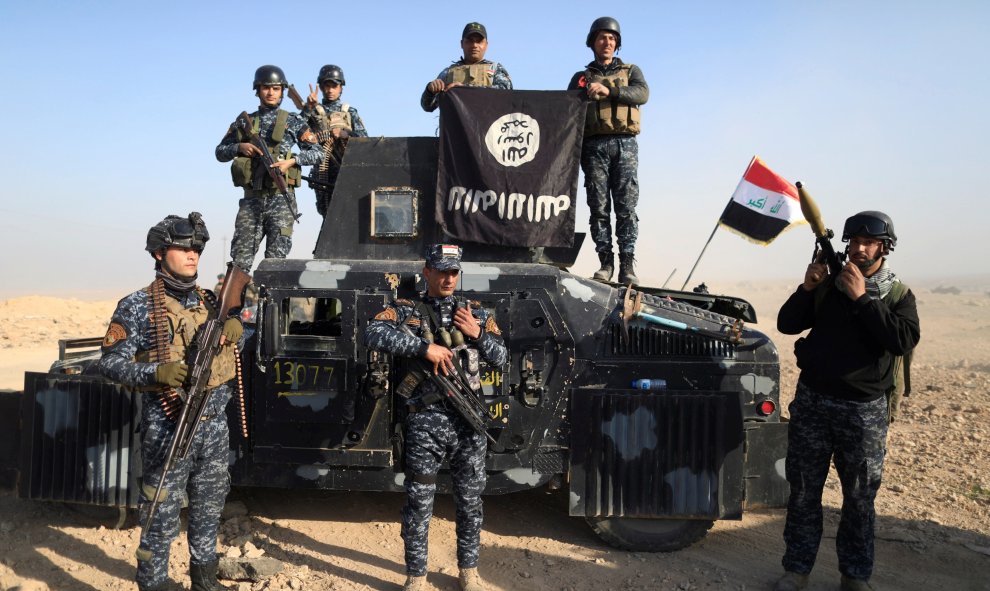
[190, 561, 233, 591]
[840, 575, 875, 590]
[459, 567, 484, 591]
[592, 251, 614, 282]
[617, 253, 638, 285]
[772, 571, 809, 591]
[403, 574, 427, 591]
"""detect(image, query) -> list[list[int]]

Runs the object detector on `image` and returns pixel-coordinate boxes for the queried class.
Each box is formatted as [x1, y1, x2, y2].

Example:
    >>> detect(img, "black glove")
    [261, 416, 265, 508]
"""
[222, 317, 243, 345]
[155, 361, 188, 388]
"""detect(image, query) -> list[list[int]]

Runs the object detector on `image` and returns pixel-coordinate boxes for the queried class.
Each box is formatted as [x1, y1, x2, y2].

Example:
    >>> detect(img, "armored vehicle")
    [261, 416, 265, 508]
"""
[6, 136, 788, 551]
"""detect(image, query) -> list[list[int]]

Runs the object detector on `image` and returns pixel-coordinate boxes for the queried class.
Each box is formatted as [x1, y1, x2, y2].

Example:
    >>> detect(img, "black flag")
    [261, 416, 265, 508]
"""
[436, 89, 584, 247]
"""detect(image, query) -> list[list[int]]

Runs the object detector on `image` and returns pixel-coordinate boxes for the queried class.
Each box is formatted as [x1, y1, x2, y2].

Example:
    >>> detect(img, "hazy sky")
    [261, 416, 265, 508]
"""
[1, 1, 987, 298]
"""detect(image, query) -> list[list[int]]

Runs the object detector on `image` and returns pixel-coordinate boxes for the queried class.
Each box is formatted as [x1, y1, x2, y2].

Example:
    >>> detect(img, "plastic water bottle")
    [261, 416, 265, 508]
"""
[631, 379, 667, 390]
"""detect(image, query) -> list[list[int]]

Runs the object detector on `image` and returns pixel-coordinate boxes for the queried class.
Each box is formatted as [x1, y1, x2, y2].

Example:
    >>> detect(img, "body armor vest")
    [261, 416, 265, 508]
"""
[584, 64, 641, 136]
[445, 63, 493, 87]
[136, 291, 237, 389]
[414, 298, 483, 392]
[230, 108, 301, 191]
[325, 103, 353, 131]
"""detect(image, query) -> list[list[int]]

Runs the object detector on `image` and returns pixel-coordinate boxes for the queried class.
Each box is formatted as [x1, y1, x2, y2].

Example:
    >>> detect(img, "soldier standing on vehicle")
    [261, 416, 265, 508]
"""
[215, 65, 323, 272]
[301, 64, 368, 217]
[568, 16, 649, 285]
[773, 211, 920, 591]
[420, 22, 512, 112]
[364, 244, 508, 591]
[98, 213, 242, 591]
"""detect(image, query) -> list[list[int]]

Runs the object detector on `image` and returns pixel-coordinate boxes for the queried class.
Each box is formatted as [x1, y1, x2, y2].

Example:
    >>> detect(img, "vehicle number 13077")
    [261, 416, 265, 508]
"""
[272, 360, 335, 390]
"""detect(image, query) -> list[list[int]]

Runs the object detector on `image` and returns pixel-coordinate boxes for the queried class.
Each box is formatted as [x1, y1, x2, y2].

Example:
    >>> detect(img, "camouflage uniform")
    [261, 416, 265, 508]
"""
[98, 286, 234, 589]
[567, 59, 649, 257]
[215, 105, 323, 271]
[363, 267, 507, 576]
[301, 98, 368, 217]
[777, 272, 920, 583]
[420, 59, 513, 112]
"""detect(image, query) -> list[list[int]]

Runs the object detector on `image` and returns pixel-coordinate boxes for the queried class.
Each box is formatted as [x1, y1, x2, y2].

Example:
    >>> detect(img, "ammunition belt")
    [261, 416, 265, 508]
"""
[147, 278, 183, 419]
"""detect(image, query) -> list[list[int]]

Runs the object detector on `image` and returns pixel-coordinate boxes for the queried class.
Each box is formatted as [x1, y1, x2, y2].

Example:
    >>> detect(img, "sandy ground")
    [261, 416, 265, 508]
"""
[0, 279, 988, 591]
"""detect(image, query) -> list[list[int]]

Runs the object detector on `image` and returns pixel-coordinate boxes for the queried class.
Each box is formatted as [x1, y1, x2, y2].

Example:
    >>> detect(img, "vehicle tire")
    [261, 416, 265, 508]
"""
[585, 516, 714, 552]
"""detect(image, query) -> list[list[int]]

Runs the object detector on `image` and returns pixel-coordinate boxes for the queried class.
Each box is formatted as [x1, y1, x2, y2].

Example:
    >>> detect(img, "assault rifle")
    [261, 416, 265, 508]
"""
[301, 174, 333, 190]
[140, 263, 251, 547]
[287, 84, 306, 110]
[397, 324, 496, 444]
[796, 181, 845, 277]
[233, 111, 300, 221]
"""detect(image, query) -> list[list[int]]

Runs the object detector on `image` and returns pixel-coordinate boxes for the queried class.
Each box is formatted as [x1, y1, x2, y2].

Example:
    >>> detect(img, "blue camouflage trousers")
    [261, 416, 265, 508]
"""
[581, 134, 640, 256]
[782, 382, 889, 581]
[401, 406, 487, 576]
[137, 391, 231, 588]
[230, 192, 296, 271]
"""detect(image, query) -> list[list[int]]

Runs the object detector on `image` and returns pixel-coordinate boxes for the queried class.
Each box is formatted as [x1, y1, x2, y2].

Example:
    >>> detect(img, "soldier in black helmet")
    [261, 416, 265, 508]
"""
[568, 16, 649, 285]
[98, 213, 242, 591]
[773, 211, 920, 591]
[420, 22, 512, 113]
[301, 64, 368, 217]
[215, 65, 323, 272]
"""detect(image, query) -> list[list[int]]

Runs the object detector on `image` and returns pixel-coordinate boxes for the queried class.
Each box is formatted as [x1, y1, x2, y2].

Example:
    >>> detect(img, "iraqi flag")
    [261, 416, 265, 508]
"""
[718, 156, 805, 244]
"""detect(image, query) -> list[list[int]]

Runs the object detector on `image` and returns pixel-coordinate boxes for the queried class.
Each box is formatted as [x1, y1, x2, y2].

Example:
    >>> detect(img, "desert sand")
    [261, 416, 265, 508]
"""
[0, 279, 988, 590]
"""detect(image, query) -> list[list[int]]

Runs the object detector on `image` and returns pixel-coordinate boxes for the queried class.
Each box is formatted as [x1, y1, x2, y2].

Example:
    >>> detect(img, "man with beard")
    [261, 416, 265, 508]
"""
[420, 22, 512, 112]
[216, 65, 323, 272]
[568, 16, 649, 285]
[774, 211, 920, 591]
[99, 212, 242, 591]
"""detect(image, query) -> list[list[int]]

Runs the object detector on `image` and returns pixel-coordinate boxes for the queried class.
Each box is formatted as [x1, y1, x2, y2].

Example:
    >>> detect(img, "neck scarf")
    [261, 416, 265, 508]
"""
[863, 259, 897, 300]
[156, 268, 197, 296]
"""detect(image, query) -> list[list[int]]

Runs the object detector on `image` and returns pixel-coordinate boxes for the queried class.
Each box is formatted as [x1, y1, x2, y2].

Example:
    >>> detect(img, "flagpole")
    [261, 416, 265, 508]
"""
[680, 221, 721, 291]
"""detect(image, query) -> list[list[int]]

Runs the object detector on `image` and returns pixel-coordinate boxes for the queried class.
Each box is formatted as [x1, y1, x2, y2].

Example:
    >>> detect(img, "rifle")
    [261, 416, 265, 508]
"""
[301, 174, 333, 190]
[397, 323, 496, 444]
[287, 84, 306, 110]
[140, 263, 251, 548]
[796, 181, 845, 277]
[233, 112, 301, 221]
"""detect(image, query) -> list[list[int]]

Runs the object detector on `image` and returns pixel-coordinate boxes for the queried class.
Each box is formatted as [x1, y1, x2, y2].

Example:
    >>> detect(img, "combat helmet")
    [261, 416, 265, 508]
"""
[842, 210, 897, 251]
[146, 212, 210, 257]
[586, 16, 621, 48]
[318, 64, 345, 86]
[253, 65, 288, 90]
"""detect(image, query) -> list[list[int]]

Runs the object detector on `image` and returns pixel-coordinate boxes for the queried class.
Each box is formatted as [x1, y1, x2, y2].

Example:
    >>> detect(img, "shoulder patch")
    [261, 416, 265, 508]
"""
[395, 298, 414, 306]
[374, 307, 398, 322]
[484, 316, 502, 337]
[299, 129, 317, 143]
[469, 300, 481, 309]
[103, 322, 127, 347]
[406, 317, 421, 327]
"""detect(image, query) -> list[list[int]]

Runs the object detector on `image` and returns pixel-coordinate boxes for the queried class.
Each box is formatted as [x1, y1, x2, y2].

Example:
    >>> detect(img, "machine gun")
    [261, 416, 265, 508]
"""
[396, 324, 496, 444]
[139, 263, 251, 549]
[233, 112, 300, 221]
[796, 181, 845, 277]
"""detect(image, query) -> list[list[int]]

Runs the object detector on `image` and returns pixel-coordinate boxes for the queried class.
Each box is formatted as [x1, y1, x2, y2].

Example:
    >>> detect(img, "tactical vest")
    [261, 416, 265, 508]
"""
[584, 64, 641, 136]
[413, 298, 483, 392]
[230, 108, 301, 192]
[325, 103, 353, 131]
[136, 291, 237, 389]
[445, 63, 493, 87]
